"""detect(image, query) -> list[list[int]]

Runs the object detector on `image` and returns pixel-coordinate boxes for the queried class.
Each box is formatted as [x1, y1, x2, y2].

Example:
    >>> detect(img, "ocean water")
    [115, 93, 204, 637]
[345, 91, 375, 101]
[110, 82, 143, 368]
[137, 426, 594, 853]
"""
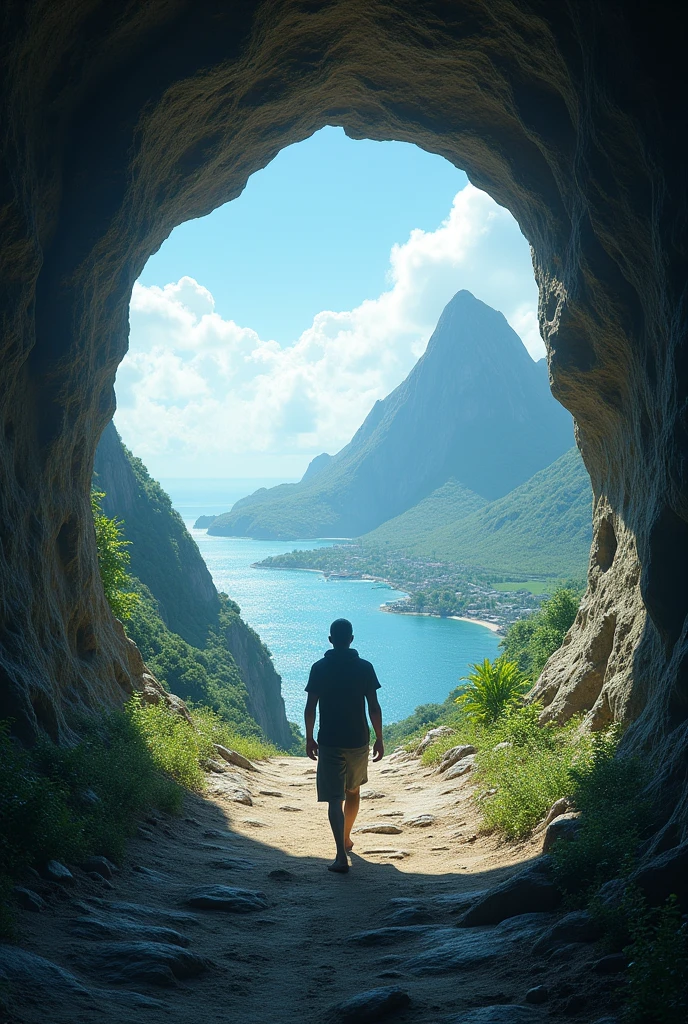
[185, 523, 500, 726]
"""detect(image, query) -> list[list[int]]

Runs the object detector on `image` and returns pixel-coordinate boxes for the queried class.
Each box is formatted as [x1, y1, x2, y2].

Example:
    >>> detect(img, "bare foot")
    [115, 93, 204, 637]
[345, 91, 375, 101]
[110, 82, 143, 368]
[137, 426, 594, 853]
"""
[328, 858, 349, 873]
[345, 839, 354, 852]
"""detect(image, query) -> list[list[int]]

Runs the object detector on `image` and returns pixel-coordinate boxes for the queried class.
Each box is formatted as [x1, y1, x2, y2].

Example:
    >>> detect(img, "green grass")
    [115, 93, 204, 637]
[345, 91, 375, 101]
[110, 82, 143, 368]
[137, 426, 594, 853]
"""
[493, 581, 557, 595]
[189, 705, 278, 762]
[550, 732, 648, 900]
[0, 698, 278, 938]
[418, 703, 596, 839]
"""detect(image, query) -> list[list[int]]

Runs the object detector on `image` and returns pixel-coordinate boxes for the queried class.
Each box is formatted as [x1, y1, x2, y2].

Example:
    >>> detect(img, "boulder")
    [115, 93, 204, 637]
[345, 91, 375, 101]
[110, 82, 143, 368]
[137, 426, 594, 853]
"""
[593, 953, 629, 975]
[532, 910, 602, 953]
[403, 814, 436, 827]
[405, 914, 552, 975]
[80, 897, 199, 925]
[437, 745, 476, 772]
[459, 858, 562, 926]
[85, 940, 209, 986]
[206, 776, 253, 804]
[444, 755, 475, 780]
[525, 985, 549, 1004]
[43, 860, 75, 885]
[80, 856, 117, 880]
[542, 797, 572, 828]
[214, 744, 258, 771]
[0, 944, 163, 1008]
[183, 885, 269, 912]
[13, 886, 45, 911]
[542, 812, 581, 853]
[327, 986, 411, 1022]
[415, 727, 454, 754]
[70, 915, 189, 946]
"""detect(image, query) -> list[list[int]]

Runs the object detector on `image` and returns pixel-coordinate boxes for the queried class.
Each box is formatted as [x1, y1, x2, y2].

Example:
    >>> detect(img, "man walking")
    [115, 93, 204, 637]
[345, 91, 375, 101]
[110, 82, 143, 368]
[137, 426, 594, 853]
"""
[304, 618, 384, 873]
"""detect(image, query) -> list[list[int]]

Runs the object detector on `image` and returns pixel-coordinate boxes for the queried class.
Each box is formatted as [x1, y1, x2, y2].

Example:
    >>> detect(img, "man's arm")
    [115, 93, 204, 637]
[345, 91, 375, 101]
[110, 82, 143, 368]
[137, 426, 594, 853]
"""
[367, 690, 384, 762]
[304, 692, 319, 760]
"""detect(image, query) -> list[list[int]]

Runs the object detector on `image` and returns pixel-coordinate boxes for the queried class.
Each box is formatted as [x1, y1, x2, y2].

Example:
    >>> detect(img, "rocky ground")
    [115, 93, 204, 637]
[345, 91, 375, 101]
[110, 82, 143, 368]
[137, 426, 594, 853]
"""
[0, 751, 623, 1024]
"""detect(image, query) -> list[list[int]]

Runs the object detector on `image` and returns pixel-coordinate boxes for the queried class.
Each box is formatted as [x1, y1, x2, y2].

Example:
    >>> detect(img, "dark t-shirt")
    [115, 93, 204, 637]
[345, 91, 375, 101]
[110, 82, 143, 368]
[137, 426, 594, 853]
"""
[305, 648, 381, 748]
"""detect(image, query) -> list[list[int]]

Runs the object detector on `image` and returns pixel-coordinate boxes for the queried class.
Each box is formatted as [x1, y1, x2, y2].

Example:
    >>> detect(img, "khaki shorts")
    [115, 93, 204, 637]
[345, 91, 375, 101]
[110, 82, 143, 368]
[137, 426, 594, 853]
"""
[316, 744, 369, 802]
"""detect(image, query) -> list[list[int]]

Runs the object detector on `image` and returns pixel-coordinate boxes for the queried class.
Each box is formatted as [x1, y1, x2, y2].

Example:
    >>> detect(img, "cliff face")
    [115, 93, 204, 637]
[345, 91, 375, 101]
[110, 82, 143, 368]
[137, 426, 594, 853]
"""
[94, 424, 293, 749]
[1, 1, 687, 849]
[210, 291, 573, 539]
[95, 423, 219, 647]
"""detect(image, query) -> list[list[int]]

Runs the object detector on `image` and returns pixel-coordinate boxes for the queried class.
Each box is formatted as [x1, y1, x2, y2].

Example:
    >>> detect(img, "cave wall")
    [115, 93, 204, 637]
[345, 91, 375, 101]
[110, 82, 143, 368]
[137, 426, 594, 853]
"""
[1, 0, 686, 833]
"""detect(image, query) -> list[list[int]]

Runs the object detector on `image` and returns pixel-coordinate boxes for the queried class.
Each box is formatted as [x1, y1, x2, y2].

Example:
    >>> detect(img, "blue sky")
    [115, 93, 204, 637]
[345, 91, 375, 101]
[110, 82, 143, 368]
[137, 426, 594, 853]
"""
[117, 128, 540, 480]
[140, 129, 469, 346]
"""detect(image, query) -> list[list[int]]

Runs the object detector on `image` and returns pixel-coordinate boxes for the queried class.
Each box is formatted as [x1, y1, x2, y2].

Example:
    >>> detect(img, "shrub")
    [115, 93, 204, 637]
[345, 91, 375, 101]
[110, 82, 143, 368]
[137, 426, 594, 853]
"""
[456, 656, 529, 725]
[551, 730, 647, 900]
[623, 893, 688, 1023]
[190, 705, 278, 762]
[126, 698, 210, 792]
[477, 704, 592, 839]
[91, 490, 138, 621]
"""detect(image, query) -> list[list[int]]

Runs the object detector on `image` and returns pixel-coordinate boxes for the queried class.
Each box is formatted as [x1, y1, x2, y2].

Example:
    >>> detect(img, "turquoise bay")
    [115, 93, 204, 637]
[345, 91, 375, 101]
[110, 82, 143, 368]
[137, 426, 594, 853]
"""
[185, 523, 500, 726]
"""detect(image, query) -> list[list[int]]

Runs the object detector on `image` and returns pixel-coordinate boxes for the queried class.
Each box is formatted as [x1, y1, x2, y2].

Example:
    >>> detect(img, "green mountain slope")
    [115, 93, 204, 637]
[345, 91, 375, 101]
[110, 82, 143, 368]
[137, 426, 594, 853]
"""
[94, 424, 294, 748]
[207, 290, 573, 540]
[364, 479, 488, 549]
[365, 447, 591, 577]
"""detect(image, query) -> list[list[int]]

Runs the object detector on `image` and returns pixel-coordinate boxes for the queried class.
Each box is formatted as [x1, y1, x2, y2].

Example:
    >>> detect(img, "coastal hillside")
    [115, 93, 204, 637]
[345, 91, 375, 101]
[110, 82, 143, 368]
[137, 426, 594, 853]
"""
[94, 424, 294, 748]
[365, 446, 592, 577]
[206, 290, 573, 540]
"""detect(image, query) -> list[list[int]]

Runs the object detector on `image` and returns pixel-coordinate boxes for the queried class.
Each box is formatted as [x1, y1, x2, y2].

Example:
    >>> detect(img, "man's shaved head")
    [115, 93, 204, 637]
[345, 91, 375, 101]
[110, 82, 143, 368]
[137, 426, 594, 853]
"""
[329, 618, 354, 648]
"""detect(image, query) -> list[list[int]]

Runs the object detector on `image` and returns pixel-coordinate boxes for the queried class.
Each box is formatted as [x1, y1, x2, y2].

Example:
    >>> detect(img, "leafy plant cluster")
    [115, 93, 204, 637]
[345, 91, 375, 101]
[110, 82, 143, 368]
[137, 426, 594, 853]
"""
[91, 490, 138, 621]
[499, 587, 580, 680]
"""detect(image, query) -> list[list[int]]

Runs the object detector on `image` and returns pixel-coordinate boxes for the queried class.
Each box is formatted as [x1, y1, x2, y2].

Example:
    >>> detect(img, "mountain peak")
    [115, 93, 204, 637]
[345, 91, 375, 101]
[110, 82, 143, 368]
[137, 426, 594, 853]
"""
[208, 290, 572, 540]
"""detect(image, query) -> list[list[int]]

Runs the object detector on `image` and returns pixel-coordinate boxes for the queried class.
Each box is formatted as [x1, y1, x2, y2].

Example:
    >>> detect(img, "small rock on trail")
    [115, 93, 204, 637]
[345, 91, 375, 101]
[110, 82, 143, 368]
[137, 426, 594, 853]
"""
[403, 814, 436, 827]
[326, 985, 411, 1022]
[43, 860, 75, 884]
[353, 824, 403, 835]
[84, 940, 210, 986]
[183, 885, 269, 912]
[361, 790, 386, 800]
[443, 1007, 539, 1023]
[214, 744, 258, 771]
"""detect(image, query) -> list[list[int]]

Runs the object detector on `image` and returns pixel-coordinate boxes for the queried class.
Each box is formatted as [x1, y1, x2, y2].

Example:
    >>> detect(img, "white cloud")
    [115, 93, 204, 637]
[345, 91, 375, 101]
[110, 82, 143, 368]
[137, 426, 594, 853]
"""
[115, 184, 543, 477]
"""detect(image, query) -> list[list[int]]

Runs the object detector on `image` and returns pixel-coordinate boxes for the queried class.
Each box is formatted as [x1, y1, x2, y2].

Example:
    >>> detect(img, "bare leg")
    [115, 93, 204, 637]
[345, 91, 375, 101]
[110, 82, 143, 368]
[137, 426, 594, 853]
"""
[344, 787, 360, 851]
[327, 800, 349, 873]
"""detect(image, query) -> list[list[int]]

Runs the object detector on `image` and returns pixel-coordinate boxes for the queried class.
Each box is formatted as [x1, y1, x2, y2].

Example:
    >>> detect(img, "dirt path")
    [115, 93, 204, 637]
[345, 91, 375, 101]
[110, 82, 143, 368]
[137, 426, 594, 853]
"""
[1, 753, 610, 1024]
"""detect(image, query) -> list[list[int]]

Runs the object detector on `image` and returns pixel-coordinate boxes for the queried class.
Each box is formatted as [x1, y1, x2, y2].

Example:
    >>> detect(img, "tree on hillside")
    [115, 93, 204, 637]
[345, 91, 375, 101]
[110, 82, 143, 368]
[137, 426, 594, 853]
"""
[500, 588, 580, 681]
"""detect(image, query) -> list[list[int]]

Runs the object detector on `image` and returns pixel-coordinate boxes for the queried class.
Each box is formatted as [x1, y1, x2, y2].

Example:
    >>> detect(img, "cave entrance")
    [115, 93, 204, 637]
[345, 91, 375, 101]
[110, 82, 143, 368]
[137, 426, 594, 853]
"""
[111, 125, 571, 729]
[5, 3, 678, 826]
